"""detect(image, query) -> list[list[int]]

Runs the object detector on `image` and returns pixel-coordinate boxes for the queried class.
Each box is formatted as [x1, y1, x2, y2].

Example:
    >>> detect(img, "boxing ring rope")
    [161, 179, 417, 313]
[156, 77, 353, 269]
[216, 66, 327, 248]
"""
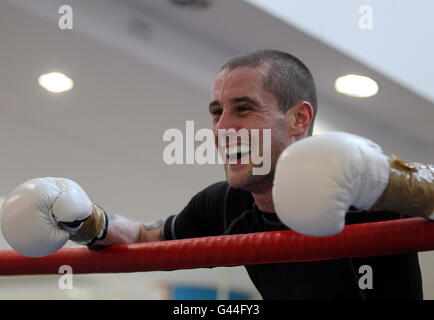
[1, 217, 434, 276]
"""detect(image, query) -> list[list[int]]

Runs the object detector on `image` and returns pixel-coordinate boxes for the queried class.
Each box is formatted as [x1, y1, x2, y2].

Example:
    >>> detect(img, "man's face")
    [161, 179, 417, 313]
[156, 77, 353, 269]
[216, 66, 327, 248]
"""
[209, 64, 292, 193]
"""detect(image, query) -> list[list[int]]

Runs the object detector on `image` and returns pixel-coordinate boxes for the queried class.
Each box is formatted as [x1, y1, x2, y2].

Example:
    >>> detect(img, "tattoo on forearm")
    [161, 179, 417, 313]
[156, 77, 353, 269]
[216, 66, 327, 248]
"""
[141, 219, 166, 241]
[142, 218, 165, 231]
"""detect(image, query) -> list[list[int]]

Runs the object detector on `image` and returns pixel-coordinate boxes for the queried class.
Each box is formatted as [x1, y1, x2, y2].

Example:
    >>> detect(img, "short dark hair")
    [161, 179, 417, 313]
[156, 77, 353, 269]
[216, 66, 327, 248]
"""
[220, 49, 318, 135]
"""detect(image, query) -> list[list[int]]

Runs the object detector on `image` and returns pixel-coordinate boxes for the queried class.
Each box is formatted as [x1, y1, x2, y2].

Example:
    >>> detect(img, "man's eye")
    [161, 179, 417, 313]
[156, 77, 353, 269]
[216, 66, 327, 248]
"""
[237, 105, 251, 112]
[210, 108, 222, 116]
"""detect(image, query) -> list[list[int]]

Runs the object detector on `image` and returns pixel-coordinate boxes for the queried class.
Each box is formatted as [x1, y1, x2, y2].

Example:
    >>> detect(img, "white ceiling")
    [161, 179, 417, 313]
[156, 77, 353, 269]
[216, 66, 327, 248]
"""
[0, 0, 433, 299]
[247, 0, 434, 104]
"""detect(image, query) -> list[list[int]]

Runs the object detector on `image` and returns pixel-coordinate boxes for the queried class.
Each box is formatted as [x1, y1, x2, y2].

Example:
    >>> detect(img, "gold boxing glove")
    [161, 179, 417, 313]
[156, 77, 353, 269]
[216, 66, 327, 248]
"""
[370, 156, 434, 219]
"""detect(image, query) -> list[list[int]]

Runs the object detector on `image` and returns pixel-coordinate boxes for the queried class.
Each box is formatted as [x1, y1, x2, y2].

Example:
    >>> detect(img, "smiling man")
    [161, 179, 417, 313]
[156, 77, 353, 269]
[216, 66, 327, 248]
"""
[97, 49, 421, 299]
[0, 49, 424, 300]
[209, 53, 315, 211]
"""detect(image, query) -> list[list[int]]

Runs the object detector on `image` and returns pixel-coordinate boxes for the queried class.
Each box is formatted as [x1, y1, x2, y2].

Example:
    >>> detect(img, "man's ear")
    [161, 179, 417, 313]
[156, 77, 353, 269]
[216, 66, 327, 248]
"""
[286, 101, 314, 136]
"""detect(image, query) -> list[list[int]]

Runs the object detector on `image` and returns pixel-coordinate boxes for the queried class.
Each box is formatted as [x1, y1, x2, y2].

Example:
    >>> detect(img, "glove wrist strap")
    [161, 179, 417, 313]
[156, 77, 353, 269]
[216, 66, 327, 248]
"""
[69, 204, 109, 245]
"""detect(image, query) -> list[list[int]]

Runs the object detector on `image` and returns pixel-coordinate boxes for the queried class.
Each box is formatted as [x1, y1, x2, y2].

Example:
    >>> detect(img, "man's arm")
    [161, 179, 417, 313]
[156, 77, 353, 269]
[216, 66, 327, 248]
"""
[92, 213, 166, 247]
[0, 177, 168, 257]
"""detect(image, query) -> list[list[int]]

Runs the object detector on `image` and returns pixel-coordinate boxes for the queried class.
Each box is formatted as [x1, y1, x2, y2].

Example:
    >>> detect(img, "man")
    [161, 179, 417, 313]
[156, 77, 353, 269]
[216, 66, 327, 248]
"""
[0, 49, 424, 299]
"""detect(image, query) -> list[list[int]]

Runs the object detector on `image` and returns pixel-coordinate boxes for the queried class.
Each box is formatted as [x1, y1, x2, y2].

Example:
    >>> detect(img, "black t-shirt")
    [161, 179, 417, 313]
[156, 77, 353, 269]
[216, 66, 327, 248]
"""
[163, 181, 423, 300]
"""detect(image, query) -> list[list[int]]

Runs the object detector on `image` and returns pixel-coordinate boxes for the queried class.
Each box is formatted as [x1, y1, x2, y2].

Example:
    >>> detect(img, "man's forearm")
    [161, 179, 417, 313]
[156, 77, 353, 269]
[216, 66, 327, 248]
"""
[139, 218, 166, 242]
[92, 214, 165, 247]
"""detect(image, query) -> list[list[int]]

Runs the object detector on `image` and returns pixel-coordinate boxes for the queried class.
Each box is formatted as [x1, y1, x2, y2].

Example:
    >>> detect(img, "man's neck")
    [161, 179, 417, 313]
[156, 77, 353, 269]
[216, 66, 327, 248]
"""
[252, 188, 275, 213]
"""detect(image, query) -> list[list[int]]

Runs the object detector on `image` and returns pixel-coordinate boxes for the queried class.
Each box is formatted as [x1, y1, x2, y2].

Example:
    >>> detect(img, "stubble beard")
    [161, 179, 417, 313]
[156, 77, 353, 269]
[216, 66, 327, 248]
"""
[225, 164, 275, 194]
[225, 144, 282, 194]
[224, 125, 289, 194]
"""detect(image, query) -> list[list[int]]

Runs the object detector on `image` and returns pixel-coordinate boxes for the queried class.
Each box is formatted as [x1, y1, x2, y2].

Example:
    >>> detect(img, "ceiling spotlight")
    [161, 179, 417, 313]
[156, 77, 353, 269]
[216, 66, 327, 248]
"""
[335, 74, 378, 98]
[38, 72, 74, 93]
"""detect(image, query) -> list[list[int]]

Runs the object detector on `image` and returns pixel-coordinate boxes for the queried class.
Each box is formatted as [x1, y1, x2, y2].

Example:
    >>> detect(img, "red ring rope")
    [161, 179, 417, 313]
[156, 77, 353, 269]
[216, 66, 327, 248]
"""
[0, 217, 433, 276]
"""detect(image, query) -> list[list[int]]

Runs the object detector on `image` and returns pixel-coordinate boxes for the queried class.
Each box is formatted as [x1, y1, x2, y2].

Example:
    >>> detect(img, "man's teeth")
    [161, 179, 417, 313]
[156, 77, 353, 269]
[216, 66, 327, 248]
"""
[225, 145, 251, 157]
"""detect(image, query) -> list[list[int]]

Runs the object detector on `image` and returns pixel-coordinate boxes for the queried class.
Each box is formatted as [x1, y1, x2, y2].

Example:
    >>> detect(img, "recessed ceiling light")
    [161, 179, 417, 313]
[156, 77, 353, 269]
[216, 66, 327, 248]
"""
[335, 74, 378, 98]
[38, 72, 74, 93]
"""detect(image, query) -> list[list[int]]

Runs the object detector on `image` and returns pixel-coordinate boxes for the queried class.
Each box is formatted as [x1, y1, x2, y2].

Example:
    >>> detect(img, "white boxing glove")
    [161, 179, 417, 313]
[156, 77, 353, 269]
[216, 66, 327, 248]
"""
[0, 177, 107, 257]
[272, 132, 390, 236]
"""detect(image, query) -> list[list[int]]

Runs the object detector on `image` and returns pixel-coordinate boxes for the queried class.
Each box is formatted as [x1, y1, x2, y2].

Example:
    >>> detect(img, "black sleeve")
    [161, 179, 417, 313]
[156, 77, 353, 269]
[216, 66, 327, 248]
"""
[163, 181, 229, 240]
